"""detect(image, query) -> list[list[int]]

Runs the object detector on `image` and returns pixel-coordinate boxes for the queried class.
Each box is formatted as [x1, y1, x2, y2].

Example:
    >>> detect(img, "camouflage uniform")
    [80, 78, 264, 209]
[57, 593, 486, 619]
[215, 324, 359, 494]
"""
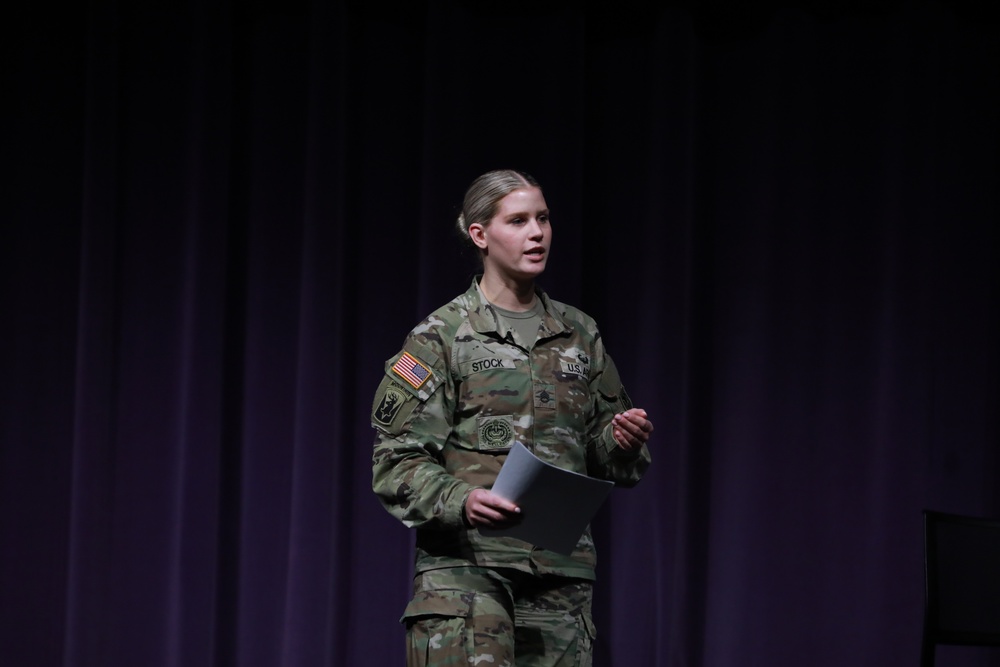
[371, 278, 651, 665]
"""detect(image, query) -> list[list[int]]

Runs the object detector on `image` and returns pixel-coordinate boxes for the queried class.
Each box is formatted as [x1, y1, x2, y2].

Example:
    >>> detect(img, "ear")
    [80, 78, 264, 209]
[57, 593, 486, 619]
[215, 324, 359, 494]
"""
[468, 222, 489, 251]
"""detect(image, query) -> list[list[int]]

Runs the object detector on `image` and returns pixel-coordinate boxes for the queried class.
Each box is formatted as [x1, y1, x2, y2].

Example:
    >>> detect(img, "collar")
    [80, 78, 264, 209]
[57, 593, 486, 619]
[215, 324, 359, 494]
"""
[464, 276, 573, 340]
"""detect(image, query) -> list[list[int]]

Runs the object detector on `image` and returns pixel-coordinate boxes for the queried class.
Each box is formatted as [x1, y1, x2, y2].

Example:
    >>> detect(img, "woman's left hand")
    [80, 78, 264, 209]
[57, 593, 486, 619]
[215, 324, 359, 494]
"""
[612, 408, 653, 451]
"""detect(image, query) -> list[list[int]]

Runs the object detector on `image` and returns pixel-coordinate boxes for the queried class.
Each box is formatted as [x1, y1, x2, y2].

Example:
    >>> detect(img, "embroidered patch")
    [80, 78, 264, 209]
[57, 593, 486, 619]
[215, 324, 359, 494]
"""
[478, 415, 515, 450]
[468, 357, 516, 374]
[373, 383, 407, 427]
[392, 351, 432, 389]
[559, 360, 589, 376]
[534, 383, 556, 410]
[371, 380, 418, 435]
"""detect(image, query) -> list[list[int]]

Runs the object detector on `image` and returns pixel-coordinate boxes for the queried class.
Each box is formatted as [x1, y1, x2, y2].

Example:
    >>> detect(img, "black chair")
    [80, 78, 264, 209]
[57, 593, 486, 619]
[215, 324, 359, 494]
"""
[922, 510, 1000, 667]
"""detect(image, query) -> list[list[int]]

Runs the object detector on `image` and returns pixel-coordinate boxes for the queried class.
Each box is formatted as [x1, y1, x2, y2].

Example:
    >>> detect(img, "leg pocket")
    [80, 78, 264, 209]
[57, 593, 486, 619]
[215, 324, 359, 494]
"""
[402, 589, 514, 667]
[514, 578, 595, 667]
[402, 589, 473, 666]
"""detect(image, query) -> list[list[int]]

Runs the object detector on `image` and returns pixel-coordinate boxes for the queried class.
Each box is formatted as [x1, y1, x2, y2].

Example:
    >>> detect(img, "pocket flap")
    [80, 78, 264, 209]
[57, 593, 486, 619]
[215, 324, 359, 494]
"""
[400, 589, 474, 622]
[597, 357, 622, 400]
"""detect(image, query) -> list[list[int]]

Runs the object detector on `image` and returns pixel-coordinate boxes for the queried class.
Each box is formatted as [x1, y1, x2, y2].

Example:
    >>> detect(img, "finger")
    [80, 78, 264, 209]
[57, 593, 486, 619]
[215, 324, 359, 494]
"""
[627, 418, 653, 440]
[622, 411, 654, 438]
[622, 410, 651, 428]
[613, 426, 640, 449]
[471, 506, 507, 527]
[475, 504, 522, 528]
[482, 492, 520, 514]
[614, 413, 646, 439]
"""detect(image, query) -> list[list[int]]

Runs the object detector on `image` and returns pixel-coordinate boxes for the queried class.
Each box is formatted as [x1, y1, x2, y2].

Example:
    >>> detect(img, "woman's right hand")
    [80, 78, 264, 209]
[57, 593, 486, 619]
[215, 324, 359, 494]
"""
[464, 488, 521, 528]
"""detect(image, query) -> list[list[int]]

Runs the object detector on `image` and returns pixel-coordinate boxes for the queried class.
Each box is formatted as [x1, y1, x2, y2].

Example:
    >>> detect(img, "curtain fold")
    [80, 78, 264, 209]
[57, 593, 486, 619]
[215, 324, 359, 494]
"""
[2, 2, 998, 666]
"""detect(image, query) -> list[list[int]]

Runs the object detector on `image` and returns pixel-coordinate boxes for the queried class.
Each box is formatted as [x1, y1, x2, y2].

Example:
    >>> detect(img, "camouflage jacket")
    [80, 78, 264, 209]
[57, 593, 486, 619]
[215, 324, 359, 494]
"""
[371, 278, 651, 580]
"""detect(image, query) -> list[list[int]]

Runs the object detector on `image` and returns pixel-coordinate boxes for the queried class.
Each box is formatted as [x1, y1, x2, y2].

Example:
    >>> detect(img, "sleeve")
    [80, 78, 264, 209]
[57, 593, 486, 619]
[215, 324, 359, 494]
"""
[370, 337, 476, 531]
[585, 336, 651, 487]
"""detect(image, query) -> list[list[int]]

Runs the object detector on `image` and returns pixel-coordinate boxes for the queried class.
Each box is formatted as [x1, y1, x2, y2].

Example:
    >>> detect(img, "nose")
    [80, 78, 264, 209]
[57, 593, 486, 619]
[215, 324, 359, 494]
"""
[527, 217, 544, 239]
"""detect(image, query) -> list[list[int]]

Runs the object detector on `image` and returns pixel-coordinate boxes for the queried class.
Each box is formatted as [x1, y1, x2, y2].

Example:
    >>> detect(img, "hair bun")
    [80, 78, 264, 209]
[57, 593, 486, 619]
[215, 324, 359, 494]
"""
[455, 169, 540, 247]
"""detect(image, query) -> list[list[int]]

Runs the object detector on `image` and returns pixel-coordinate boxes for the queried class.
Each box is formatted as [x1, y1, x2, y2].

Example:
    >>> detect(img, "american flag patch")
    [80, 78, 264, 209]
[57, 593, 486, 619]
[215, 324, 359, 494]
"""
[392, 351, 432, 389]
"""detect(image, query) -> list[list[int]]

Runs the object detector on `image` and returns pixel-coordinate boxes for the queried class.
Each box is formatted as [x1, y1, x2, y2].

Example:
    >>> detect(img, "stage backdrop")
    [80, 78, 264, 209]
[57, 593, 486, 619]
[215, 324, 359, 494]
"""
[2, 1, 998, 665]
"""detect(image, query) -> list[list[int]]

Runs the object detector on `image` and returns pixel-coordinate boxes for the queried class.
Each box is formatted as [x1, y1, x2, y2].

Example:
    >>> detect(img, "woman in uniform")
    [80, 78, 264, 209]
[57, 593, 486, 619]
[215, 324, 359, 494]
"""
[371, 168, 654, 666]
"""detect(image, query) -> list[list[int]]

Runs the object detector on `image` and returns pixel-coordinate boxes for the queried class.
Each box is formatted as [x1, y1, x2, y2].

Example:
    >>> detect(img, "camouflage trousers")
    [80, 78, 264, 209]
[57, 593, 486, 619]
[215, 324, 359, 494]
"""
[401, 566, 595, 667]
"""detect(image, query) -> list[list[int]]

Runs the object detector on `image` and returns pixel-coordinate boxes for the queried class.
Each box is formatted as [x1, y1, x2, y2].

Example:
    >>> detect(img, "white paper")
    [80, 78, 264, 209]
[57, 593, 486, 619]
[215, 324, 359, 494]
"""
[480, 442, 614, 555]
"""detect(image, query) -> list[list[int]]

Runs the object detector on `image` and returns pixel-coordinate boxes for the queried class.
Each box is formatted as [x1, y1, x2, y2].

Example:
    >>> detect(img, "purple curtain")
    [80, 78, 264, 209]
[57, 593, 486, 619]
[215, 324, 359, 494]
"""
[2, 2, 998, 665]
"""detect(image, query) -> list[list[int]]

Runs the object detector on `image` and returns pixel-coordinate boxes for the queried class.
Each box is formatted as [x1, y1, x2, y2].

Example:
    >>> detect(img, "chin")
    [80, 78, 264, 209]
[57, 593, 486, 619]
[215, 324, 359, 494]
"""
[520, 263, 547, 278]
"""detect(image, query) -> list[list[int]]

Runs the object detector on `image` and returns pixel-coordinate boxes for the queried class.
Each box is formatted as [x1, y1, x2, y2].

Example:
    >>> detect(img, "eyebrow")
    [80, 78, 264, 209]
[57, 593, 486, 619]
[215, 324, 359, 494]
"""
[503, 208, 549, 220]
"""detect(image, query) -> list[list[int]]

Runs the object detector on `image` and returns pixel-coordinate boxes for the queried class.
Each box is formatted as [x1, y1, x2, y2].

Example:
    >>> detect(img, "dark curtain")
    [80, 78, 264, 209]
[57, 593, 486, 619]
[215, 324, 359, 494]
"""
[2, 1, 998, 665]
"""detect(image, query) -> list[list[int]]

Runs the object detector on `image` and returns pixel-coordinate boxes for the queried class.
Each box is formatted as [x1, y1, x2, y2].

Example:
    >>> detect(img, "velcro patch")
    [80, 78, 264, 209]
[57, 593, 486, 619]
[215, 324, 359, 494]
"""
[374, 383, 407, 427]
[465, 357, 516, 375]
[371, 380, 418, 435]
[559, 360, 589, 377]
[477, 415, 515, 451]
[534, 383, 556, 410]
[392, 351, 432, 389]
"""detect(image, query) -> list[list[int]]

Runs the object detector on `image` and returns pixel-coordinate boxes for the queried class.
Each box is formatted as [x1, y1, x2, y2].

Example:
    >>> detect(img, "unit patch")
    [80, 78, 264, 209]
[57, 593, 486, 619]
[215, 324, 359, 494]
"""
[374, 384, 407, 427]
[478, 415, 515, 451]
[371, 380, 418, 435]
[392, 351, 432, 389]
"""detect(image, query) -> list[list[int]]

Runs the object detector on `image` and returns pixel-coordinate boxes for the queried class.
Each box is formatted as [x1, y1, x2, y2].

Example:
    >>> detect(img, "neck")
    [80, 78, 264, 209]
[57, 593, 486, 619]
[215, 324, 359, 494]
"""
[479, 272, 537, 312]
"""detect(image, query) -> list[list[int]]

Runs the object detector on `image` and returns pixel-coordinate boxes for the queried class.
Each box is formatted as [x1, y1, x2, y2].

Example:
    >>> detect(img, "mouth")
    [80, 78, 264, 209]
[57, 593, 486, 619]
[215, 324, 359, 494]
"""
[525, 247, 546, 258]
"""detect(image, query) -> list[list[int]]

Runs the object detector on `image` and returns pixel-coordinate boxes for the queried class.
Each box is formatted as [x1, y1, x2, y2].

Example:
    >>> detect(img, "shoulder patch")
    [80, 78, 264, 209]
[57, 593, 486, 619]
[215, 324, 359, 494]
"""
[371, 379, 419, 435]
[373, 382, 408, 427]
[392, 351, 432, 389]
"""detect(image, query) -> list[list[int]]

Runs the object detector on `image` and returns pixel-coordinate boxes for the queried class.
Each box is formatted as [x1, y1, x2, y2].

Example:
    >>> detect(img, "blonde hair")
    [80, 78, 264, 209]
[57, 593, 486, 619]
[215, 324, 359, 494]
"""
[455, 169, 541, 245]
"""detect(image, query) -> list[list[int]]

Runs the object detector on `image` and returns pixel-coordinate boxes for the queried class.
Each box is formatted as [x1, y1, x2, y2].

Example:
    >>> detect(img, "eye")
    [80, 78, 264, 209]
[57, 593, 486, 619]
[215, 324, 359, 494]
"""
[538, 214, 549, 224]
[509, 217, 525, 225]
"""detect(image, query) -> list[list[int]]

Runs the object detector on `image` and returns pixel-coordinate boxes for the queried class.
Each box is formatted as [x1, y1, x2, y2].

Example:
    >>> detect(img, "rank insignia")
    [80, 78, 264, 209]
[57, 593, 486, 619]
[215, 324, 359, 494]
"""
[534, 383, 556, 410]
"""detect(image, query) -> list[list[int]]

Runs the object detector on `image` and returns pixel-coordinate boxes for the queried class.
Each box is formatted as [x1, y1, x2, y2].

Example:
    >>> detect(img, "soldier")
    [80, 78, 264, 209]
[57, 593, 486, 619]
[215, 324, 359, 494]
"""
[371, 169, 654, 666]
